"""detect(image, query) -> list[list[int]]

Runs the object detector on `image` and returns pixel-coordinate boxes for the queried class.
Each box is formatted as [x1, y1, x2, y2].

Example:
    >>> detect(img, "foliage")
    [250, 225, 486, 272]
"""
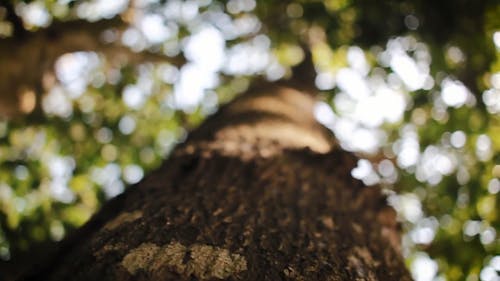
[0, 0, 498, 280]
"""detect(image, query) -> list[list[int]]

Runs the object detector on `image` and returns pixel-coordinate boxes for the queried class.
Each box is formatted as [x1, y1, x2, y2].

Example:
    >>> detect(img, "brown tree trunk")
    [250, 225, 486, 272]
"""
[22, 80, 412, 280]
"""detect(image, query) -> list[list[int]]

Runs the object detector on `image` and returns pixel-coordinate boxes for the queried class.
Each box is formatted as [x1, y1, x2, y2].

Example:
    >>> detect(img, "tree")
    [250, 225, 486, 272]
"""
[0, 0, 499, 280]
[21, 76, 412, 280]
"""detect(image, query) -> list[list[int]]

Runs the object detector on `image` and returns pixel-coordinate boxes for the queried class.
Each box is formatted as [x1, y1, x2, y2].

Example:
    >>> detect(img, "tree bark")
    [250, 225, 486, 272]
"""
[22, 80, 412, 280]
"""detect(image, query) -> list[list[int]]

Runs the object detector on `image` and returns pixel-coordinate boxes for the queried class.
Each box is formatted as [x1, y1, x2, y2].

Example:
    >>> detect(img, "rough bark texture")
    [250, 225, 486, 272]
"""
[22, 81, 412, 280]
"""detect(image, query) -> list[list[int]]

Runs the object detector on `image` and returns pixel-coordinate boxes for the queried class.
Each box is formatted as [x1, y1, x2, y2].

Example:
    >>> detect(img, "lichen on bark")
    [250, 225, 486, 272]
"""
[121, 241, 247, 280]
[104, 211, 143, 231]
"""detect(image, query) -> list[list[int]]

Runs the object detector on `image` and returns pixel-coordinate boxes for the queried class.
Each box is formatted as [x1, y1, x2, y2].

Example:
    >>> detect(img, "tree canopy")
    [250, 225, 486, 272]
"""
[0, 0, 499, 280]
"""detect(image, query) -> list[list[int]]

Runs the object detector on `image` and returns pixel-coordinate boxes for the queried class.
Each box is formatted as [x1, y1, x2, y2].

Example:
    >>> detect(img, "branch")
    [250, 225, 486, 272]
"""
[0, 0, 26, 37]
[0, 16, 185, 118]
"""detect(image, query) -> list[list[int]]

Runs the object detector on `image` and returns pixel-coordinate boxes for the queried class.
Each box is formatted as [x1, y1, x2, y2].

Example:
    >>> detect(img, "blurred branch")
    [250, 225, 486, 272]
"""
[0, 16, 185, 118]
[40, 17, 185, 65]
[277, 45, 317, 96]
[0, 0, 25, 37]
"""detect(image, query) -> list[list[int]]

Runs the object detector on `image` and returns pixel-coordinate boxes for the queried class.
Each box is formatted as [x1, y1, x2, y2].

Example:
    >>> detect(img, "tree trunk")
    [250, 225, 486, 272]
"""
[22, 80, 412, 280]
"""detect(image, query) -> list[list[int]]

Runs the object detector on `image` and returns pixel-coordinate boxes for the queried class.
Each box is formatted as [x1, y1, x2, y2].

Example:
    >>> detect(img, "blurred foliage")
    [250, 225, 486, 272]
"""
[0, 0, 499, 280]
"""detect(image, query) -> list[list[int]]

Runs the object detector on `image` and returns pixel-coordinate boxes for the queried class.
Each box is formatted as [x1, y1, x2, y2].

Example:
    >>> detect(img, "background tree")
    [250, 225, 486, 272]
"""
[0, 0, 498, 280]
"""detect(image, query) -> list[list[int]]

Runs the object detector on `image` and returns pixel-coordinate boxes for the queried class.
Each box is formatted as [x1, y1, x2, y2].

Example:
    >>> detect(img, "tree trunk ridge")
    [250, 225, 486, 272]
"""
[22, 81, 412, 280]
